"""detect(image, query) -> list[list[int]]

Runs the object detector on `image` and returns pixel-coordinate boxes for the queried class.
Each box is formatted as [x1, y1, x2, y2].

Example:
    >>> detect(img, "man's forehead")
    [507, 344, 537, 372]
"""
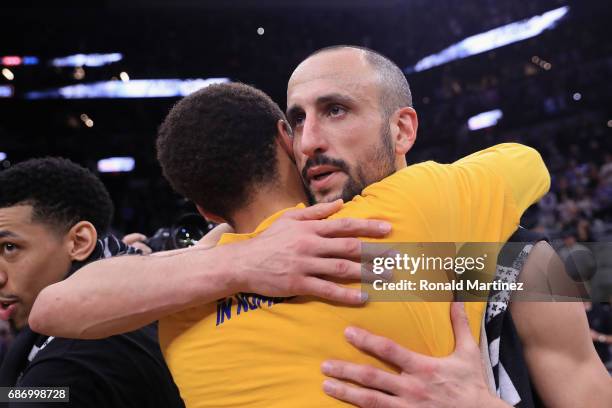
[0, 205, 36, 235]
[0, 205, 33, 222]
[287, 55, 379, 108]
[291, 48, 370, 77]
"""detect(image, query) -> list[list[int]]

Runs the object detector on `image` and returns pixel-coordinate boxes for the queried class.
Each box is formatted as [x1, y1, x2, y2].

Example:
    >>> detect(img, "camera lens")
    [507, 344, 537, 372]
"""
[174, 225, 206, 248]
[171, 213, 211, 249]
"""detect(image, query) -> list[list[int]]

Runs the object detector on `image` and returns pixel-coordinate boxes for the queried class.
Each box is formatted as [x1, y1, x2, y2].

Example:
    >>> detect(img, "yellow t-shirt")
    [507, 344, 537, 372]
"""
[159, 143, 550, 407]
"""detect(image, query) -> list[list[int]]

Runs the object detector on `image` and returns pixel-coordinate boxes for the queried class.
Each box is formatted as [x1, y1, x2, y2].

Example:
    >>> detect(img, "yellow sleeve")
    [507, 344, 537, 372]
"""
[452, 143, 551, 214]
[337, 142, 551, 243]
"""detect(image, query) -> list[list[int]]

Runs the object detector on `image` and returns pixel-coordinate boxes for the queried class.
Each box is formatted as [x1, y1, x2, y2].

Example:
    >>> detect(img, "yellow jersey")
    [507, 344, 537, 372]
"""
[159, 143, 550, 407]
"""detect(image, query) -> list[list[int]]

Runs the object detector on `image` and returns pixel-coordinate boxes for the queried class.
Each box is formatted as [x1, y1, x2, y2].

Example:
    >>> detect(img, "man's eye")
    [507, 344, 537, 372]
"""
[1, 243, 18, 254]
[329, 106, 346, 117]
[294, 115, 305, 127]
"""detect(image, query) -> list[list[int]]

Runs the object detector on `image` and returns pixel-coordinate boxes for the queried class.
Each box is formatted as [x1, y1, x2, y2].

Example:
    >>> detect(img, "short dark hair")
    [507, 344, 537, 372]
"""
[307, 45, 412, 118]
[156, 82, 286, 221]
[0, 157, 114, 234]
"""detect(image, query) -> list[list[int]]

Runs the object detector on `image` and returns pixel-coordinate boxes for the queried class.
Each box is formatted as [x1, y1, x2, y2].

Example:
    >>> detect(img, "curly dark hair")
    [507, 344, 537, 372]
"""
[0, 157, 114, 234]
[156, 82, 286, 221]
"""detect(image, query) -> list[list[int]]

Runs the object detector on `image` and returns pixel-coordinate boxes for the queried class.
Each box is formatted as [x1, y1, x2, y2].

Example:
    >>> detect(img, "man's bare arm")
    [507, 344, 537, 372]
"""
[322, 241, 612, 408]
[510, 241, 612, 408]
[29, 200, 391, 339]
[321, 303, 510, 408]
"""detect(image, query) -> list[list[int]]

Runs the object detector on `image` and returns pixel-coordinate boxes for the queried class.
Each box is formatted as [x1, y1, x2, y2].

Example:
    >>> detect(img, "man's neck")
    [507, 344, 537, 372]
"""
[232, 165, 309, 233]
[231, 191, 303, 234]
[230, 147, 310, 234]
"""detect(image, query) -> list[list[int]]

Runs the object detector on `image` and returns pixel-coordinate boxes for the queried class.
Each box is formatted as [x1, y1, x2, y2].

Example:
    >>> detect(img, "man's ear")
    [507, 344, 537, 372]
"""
[66, 221, 98, 261]
[391, 107, 418, 155]
[276, 119, 295, 164]
[195, 204, 226, 225]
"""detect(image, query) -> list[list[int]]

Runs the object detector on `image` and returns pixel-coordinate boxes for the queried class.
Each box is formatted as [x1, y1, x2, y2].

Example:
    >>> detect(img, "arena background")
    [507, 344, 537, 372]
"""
[1, 0, 610, 248]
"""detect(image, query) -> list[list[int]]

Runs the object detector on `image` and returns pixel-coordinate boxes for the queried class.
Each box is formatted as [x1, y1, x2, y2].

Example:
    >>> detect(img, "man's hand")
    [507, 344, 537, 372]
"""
[196, 223, 234, 249]
[122, 232, 153, 255]
[230, 199, 392, 305]
[321, 302, 509, 408]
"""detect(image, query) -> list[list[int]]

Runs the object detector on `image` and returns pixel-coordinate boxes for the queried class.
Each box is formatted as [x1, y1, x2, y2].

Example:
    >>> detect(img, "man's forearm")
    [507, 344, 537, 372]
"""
[30, 206, 392, 339]
[30, 245, 237, 339]
[511, 241, 612, 407]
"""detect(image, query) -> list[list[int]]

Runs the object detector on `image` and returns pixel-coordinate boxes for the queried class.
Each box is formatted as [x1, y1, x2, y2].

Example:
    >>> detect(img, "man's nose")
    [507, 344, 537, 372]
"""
[299, 116, 329, 158]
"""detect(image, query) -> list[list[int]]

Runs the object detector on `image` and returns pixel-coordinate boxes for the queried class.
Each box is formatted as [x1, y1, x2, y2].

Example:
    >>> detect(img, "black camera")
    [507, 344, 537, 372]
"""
[145, 213, 215, 252]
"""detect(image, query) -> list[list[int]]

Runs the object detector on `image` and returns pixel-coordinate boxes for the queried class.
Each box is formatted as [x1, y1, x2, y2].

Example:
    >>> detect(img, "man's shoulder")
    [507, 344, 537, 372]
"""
[18, 324, 183, 406]
[379, 161, 443, 182]
[353, 161, 445, 199]
[337, 161, 448, 213]
[28, 324, 161, 370]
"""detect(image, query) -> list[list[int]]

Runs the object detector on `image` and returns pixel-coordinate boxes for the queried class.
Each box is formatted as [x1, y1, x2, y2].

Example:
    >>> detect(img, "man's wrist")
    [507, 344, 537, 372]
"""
[480, 391, 511, 408]
[213, 243, 247, 294]
[187, 244, 242, 304]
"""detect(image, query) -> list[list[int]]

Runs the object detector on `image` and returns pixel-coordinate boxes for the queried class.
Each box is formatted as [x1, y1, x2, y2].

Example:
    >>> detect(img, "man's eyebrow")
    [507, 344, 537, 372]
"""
[314, 93, 356, 107]
[287, 93, 357, 120]
[0, 230, 19, 239]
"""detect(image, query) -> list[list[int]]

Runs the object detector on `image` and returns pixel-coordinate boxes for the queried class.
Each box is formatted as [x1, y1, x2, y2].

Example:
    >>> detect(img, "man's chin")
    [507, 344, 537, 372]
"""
[313, 190, 343, 204]
[9, 313, 28, 332]
[9, 318, 24, 333]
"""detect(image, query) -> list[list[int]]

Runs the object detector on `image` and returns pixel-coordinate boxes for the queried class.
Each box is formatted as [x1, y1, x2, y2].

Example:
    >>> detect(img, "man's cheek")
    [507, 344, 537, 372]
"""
[292, 136, 303, 159]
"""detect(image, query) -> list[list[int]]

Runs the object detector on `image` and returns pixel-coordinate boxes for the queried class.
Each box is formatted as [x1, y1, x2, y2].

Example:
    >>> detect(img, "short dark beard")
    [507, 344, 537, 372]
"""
[305, 122, 396, 204]
[301, 154, 351, 205]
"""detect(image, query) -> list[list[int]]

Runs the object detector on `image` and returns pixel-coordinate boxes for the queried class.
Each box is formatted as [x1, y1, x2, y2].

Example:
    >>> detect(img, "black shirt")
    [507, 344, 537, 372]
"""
[1, 324, 184, 408]
[0, 236, 185, 407]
